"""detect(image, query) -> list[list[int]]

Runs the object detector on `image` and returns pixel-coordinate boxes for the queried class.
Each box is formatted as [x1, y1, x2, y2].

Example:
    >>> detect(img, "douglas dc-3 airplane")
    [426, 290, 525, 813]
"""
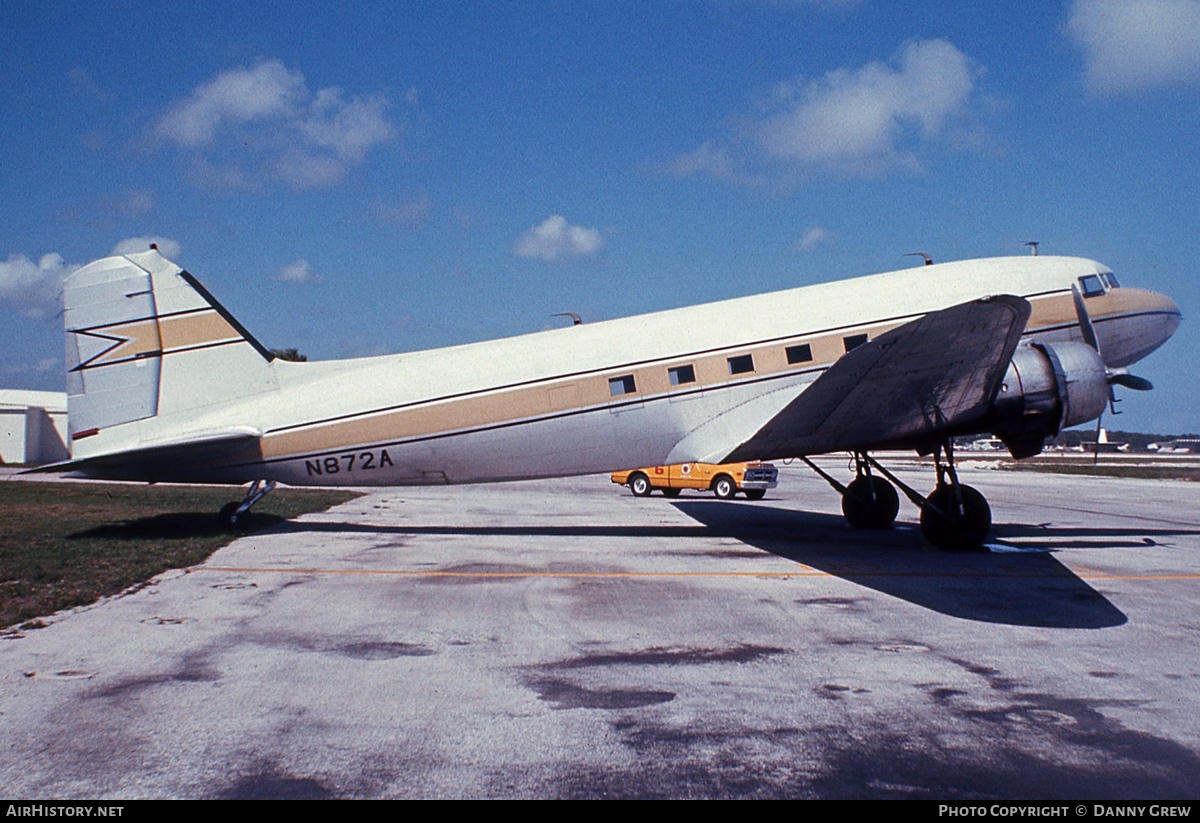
[32, 248, 1181, 550]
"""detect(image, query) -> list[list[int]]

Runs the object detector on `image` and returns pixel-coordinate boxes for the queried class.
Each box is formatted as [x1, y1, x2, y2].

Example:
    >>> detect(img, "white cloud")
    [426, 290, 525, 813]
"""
[151, 60, 397, 190]
[0, 237, 182, 318]
[110, 236, 182, 259]
[754, 39, 974, 173]
[671, 39, 977, 181]
[302, 87, 396, 162]
[663, 141, 738, 180]
[0, 253, 76, 318]
[796, 226, 830, 251]
[274, 259, 317, 283]
[153, 61, 305, 148]
[514, 216, 606, 262]
[1068, 0, 1200, 93]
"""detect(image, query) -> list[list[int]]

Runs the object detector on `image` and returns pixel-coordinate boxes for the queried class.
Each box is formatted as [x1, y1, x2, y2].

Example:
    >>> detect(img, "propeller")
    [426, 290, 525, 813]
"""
[1071, 283, 1153, 462]
[1070, 283, 1154, 391]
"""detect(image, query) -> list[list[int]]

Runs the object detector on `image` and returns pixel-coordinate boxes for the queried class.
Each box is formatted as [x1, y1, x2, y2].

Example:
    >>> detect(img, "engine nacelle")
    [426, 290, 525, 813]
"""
[988, 342, 1110, 459]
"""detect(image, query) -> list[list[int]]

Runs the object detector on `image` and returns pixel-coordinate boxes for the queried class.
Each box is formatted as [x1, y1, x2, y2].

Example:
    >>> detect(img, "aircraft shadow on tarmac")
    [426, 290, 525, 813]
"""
[669, 501, 1134, 629]
[71, 512, 290, 540]
[256, 498, 1200, 629]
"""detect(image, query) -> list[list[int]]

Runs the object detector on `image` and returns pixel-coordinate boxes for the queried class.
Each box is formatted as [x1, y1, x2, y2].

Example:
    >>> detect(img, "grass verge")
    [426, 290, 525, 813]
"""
[1, 481, 359, 630]
[997, 462, 1200, 481]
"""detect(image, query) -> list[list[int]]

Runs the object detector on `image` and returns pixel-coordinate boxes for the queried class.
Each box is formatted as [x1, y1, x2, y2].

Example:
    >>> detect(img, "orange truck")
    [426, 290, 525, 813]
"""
[611, 462, 778, 500]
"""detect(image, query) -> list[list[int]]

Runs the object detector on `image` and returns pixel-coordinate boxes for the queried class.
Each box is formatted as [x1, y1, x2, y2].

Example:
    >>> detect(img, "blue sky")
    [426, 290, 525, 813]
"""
[3, 0, 1198, 434]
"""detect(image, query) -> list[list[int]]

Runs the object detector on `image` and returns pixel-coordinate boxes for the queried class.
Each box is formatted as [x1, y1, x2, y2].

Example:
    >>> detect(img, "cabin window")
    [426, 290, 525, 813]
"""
[668, 364, 696, 386]
[843, 334, 869, 352]
[785, 343, 813, 364]
[609, 375, 637, 396]
[727, 354, 755, 375]
[1079, 275, 1105, 297]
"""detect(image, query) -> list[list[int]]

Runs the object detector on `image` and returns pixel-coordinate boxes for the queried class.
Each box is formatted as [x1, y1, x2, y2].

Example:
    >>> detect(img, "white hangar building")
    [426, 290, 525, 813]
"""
[0, 390, 69, 465]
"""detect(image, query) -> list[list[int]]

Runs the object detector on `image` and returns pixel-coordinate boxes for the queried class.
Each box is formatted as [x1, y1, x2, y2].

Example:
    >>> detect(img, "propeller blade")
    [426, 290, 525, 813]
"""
[1109, 372, 1154, 391]
[1071, 283, 1101, 353]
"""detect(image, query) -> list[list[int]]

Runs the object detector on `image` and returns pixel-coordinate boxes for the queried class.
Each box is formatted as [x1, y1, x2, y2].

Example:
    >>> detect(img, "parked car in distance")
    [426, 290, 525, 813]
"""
[612, 461, 778, 500]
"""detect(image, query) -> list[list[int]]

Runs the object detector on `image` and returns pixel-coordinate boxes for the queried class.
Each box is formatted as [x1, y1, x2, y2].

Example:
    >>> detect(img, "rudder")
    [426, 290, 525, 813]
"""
[65, 249, 277, 455]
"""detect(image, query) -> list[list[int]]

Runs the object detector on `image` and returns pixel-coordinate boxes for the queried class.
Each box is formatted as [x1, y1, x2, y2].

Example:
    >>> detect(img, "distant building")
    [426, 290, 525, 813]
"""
[1092, 427, 1130, 453]
[0, 390, 68, 465]
[1149, 439, 1199, 454]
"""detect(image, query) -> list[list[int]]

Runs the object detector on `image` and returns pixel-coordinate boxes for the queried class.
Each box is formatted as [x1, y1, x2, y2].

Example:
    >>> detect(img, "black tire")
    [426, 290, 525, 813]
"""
[744, 489, 766, 501]
[841, 476, 899, 529]
[662, 488, 682, 498]
[713, 475, 736, 500]
[629, 473, 653, 497]
[920, 485, 991, 551]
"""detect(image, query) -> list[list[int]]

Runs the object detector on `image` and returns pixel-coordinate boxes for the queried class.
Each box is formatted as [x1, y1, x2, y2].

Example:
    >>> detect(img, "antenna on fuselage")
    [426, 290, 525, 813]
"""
[1025, 242, 1039, 256]
[904, 252, 933, 266]
[551, 312, 582, 326]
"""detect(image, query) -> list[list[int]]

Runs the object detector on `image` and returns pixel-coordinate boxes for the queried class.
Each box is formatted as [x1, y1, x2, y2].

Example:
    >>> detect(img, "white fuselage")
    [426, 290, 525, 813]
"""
[63, 254, 1181, 486]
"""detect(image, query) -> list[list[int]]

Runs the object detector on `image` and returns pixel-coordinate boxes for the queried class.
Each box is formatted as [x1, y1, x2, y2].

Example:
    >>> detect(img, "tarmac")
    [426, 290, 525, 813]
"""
[2, 462, 1199, 799]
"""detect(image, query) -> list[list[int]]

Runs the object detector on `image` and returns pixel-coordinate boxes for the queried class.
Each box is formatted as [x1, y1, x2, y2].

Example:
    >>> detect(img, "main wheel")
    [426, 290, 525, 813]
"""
[744, 489, 766, 501]
[920, 485, 991, 551]
[662, 488, 682, 498]
[629, 473, 653, 497]
[841, 476, 899, 529]
[713, 475, 736, 500]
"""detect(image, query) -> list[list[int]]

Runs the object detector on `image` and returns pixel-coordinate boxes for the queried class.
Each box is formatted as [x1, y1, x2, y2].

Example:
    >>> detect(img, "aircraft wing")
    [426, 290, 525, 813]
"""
[723, 295, 1031, 461]
[20, 427, 263, 483]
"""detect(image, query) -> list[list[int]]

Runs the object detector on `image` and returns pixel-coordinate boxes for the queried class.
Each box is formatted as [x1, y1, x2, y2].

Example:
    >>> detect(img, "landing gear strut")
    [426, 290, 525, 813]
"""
[800, 453, 900, 530]
[218, 479, 277, 532]
[801, 443, 992, 551]
[841, 452, 899, 529]
[918, 441, 991, 552]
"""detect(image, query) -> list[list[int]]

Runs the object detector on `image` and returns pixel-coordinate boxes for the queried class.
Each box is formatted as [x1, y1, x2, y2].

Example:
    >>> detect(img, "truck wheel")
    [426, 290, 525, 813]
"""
[713, 475, 736, 500]
[629, 473, 652, 497]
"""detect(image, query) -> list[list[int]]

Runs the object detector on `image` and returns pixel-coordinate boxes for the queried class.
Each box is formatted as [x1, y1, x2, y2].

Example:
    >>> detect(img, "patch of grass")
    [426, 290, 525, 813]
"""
[998, 462, 1200, 481]
[0, 481, 359, 629]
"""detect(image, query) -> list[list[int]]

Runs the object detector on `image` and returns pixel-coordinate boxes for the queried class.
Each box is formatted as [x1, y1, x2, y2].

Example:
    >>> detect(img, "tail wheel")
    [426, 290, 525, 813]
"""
[713, 475, 736, 500]
[662, 488, 682, 498]
[920, 484, 991, 551]
[629, 473, 653, 497]
[842, 476, 899, 529]
[218, 502, 253, 533]
[744, 489, 766, 500]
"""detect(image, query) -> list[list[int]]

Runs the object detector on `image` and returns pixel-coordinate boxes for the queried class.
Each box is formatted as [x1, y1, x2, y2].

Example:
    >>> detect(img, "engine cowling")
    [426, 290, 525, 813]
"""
[988, 342, 1110, 459]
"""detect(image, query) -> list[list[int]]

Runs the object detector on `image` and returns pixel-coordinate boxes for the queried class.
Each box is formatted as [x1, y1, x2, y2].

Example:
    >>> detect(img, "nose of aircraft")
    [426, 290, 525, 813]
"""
[1105, 288, 1182, 367]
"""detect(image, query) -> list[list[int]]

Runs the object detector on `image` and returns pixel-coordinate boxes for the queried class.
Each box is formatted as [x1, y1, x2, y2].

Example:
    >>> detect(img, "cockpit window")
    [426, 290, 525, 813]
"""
[1101, 271, 1120, 288]
[1079, 274, 1105, 297]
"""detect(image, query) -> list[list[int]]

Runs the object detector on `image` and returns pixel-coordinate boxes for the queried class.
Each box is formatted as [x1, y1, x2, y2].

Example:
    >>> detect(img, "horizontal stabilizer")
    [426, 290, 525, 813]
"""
[21, 427, 262, 483]
[723, 295, 1031, 460]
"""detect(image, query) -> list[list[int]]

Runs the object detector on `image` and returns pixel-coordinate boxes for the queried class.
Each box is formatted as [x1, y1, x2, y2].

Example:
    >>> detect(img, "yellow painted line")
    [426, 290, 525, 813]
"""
[200, 566, 1200, 580]
[204, 566, 824, 577]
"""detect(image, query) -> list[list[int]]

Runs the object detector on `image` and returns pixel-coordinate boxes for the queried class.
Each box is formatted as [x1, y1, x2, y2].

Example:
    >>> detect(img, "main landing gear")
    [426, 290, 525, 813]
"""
[918, 441, 991, 552]
[802, 442, 992, 551]
[841, 452, 899, 530]
[218, 479, 277, 532]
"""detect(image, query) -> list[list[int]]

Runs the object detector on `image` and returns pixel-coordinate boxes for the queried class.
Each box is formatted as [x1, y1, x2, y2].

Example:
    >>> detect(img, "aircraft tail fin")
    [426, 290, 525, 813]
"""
[64, 249, 278, 456]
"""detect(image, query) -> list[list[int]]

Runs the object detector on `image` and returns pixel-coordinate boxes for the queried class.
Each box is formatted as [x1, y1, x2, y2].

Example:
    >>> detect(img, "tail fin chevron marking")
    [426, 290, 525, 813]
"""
[64, 249, 279, 454]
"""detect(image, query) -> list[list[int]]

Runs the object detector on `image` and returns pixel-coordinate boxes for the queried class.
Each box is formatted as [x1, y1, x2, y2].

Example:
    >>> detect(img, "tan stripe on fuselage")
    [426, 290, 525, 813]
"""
[259, 289, 1104, 463]
[259, 314, 921, 460]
